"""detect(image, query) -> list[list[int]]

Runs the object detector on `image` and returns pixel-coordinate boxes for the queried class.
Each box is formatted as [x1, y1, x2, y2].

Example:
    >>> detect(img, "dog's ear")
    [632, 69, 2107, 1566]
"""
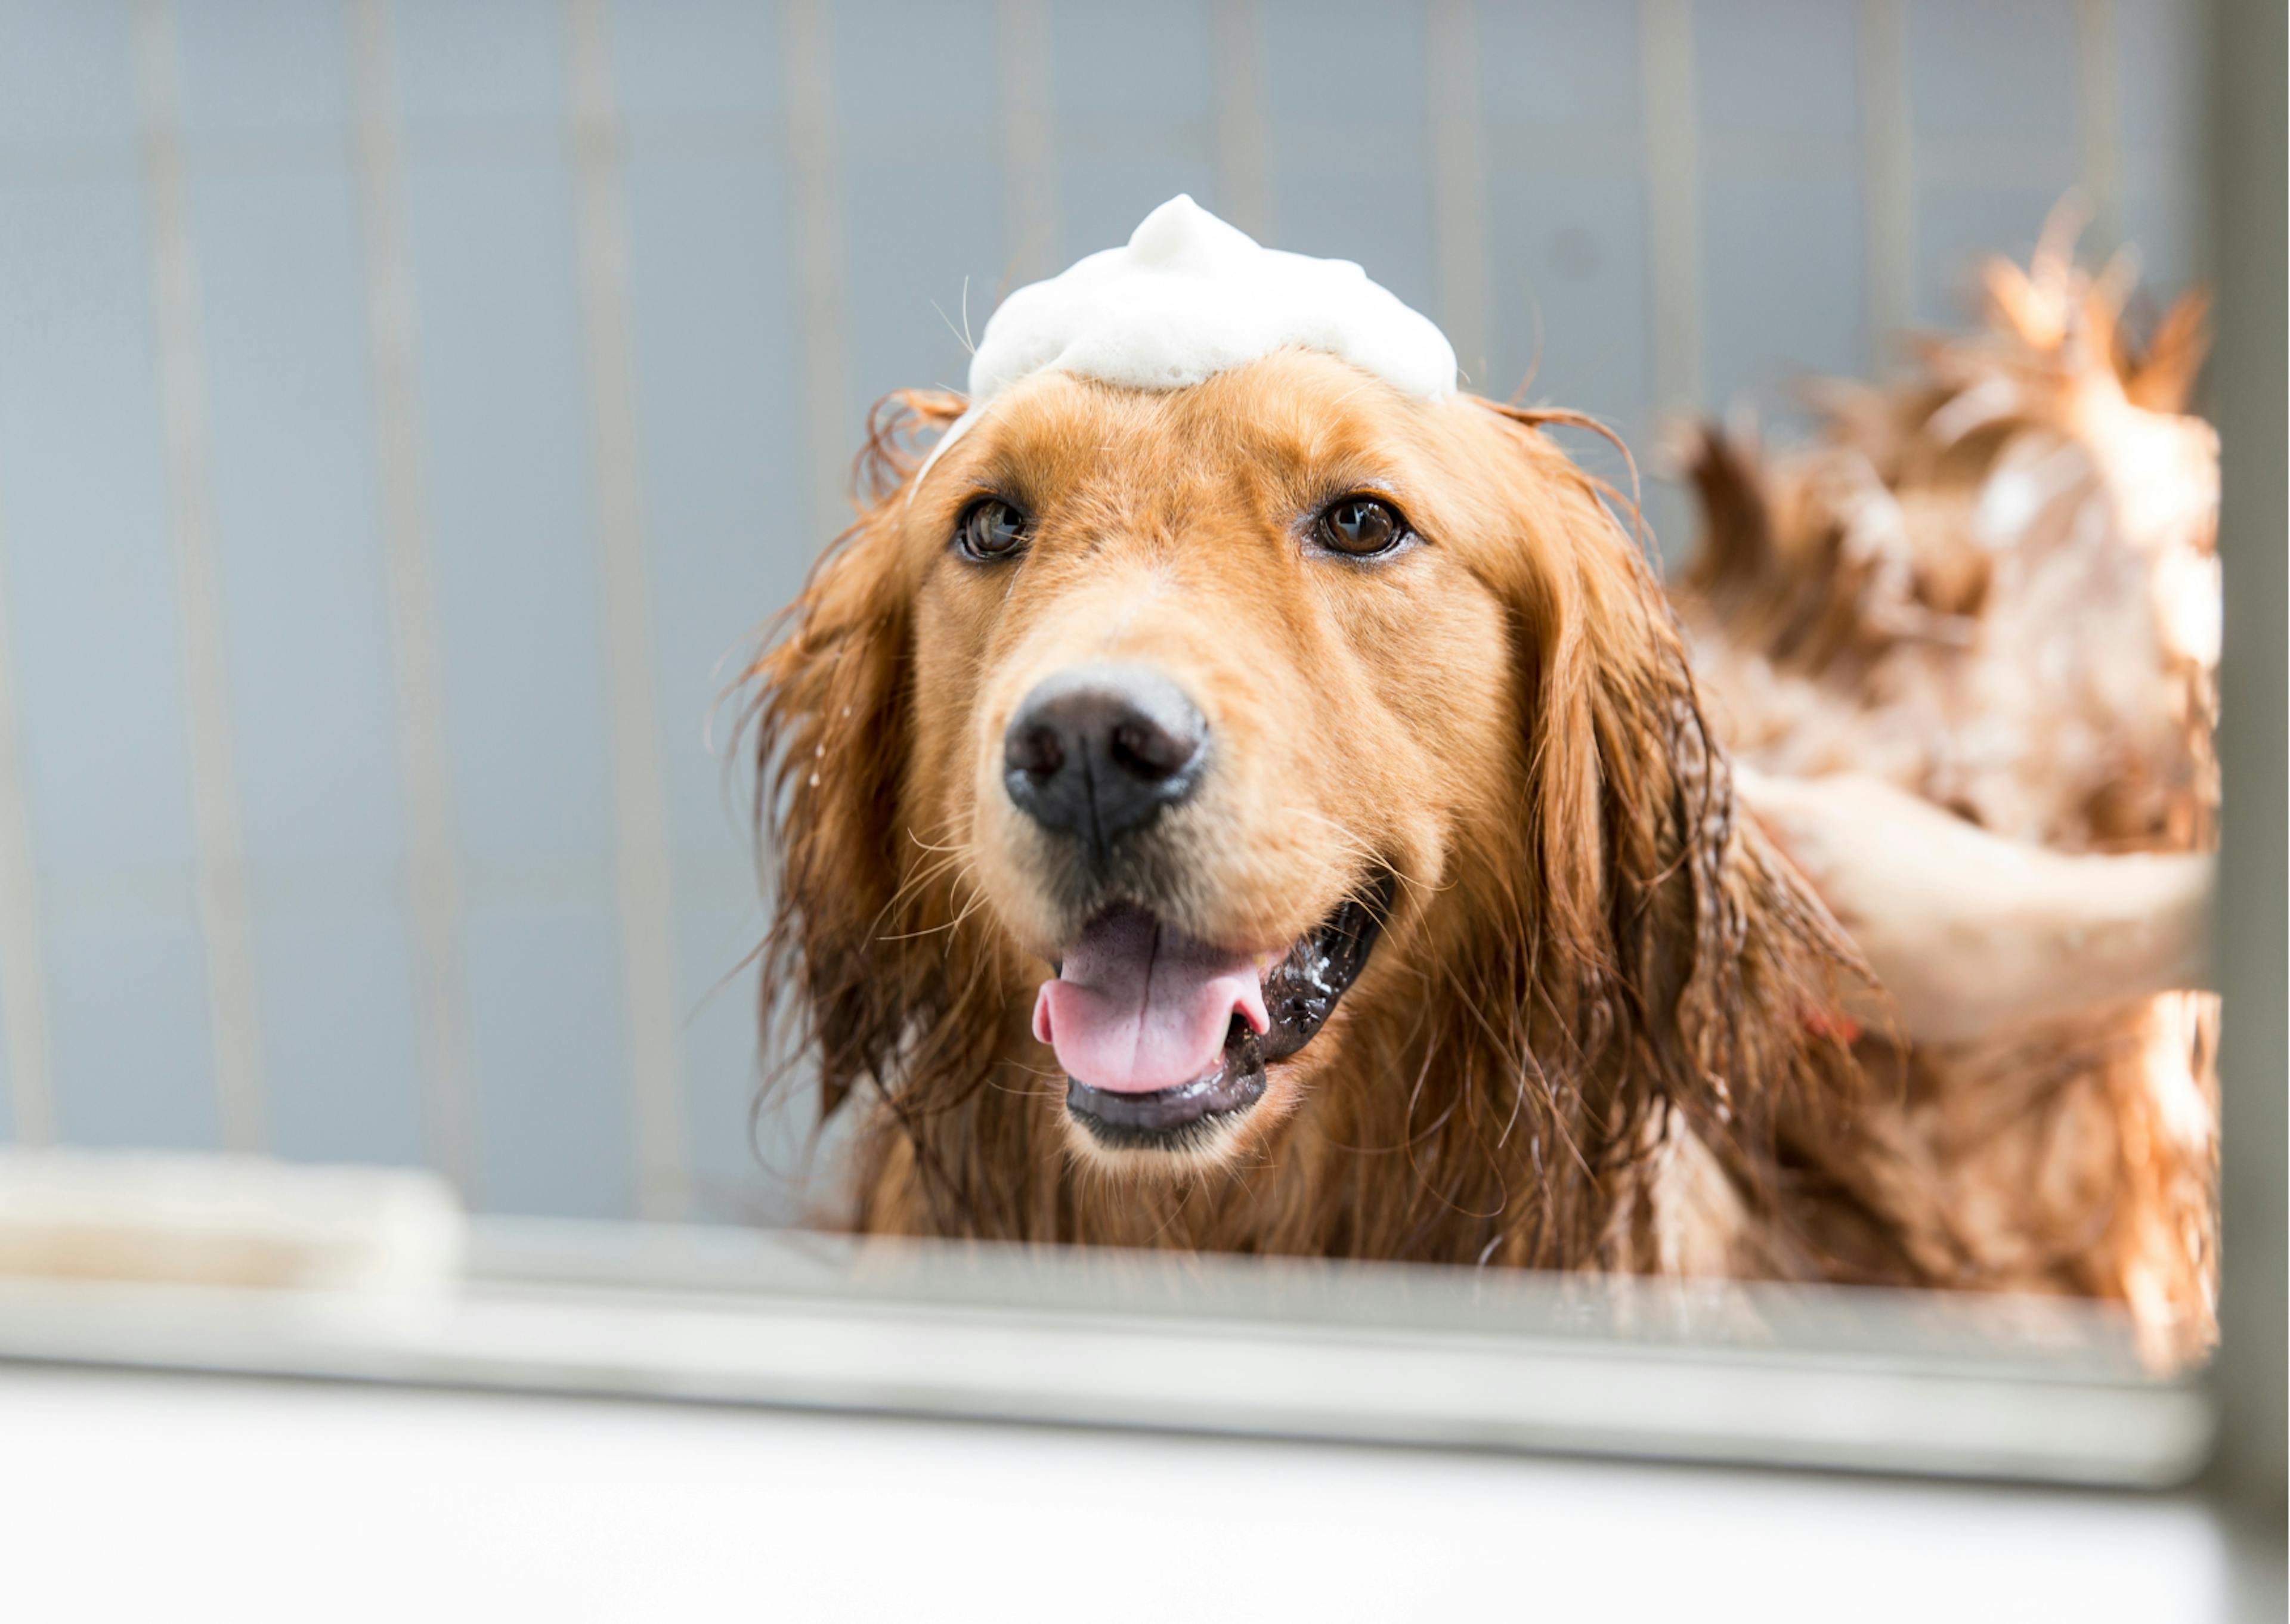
[1478, 407, 1697, 1005]
[1481, 404, 1860, 1160]
[746, 390, 964, 1118]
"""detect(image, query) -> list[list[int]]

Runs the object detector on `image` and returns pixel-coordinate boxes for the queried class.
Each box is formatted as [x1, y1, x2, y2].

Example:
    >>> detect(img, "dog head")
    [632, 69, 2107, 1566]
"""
[747, 202, 1859, 1251]
[756, 347, 1811, 1195]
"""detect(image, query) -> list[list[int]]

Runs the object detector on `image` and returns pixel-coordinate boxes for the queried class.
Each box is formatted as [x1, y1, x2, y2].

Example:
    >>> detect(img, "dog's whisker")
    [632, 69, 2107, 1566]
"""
[930, 295, 977, 358]
[874, 850, 973, 932]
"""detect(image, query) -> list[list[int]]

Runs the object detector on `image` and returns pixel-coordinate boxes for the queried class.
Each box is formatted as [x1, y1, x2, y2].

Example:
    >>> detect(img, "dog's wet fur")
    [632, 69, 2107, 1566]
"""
[746, 351, 1918, 1275]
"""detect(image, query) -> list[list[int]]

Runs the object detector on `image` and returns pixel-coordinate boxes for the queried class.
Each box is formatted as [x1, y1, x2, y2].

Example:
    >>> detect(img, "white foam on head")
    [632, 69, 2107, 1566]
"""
[915, 196, 1457, 489]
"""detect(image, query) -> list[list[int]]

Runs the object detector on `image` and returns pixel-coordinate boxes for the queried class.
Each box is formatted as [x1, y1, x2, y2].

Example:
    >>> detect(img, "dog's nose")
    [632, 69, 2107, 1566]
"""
[1003, 664, 1207, 857]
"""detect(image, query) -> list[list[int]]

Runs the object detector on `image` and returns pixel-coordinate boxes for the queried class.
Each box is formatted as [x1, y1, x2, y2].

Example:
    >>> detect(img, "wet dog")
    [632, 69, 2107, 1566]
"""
[745, 233, 2215, 1361]
[749, 349, 1880, 1275]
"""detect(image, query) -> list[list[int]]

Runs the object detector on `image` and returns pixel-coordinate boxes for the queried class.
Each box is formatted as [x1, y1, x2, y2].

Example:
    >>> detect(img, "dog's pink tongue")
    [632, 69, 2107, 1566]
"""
[1032, 912, 1268, 1094]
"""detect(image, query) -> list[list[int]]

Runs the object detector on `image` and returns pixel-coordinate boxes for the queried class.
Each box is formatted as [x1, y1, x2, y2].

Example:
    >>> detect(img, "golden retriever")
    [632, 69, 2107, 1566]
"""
[745, 241, 2215, 1355]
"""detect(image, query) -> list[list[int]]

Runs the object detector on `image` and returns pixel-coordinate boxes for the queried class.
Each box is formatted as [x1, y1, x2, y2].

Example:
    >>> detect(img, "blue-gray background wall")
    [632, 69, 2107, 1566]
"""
[0, 0, 2204, 1222]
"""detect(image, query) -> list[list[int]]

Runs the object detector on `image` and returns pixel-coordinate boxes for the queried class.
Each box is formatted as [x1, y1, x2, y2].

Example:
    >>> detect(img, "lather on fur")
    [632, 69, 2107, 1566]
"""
[742, 237, 2215, 1358]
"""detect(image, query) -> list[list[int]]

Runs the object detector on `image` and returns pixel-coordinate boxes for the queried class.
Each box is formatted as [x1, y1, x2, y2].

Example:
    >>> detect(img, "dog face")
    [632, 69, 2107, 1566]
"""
[824, 349, 1610, 1172]
[924, 352, 1516, 1167]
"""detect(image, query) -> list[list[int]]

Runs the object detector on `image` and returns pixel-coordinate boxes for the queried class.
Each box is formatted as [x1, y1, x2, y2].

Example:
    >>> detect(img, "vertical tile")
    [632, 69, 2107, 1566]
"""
[401, 120, 606, 864]
[569, 0, 689, 1218]
[1692, 0, 1860, 137]
[1642, 0, 1706, 421]
[781, 0, 850, 549]
[618, 149, 803, 820]
[173, 0, 352, 141]
[679, 900, 798, 1225]
[1051, 0, 1214, 125]
[172, 0, 433, 1167]
[1208, 0, 1271, 240]
[1428, 0, 1491, 380]
[1482, 175, 1657, 450]
[1693, 0, 1867, 420]
[139, 0, 270, 1151]
[1907, 0, 2081, 141]
[833, 0, 1005, 439]
[1475, 0, 1641, 132]
[465, 900, 631, 1216]
[351, 0, 476, 1193]
[2115, 0, 2203, 296]
[255, 909, 423, 1164]
[1859, 0, 1915, 371]
[0, 90, 217, 1147]
[392, 0, 568, 127]
[1475, 3, 1651, 513]
[2115, 0, 2199, 157]
[178, 117, 427, 1162]
[1258, 0, 1435, 315]
[609, 0, 782, 124]
[396, 0, 633, 1215]
[1700, 178, 1868, 416]
[47, 915, 219, 1148]
[1906, 0, 2081, 323]
[619, 73, 809, 1213]
[0, 0, 141, 151]
[1048, 0, 1218, 264]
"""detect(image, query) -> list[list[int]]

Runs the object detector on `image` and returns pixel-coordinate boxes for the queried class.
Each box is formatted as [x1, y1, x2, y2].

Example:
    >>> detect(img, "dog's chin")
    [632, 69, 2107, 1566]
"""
[1056, 874, 1392, 1169]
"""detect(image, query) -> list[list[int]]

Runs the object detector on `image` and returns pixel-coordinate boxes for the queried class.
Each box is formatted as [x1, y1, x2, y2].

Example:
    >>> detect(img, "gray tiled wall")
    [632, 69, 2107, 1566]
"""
[0, 0, 2205, 1222]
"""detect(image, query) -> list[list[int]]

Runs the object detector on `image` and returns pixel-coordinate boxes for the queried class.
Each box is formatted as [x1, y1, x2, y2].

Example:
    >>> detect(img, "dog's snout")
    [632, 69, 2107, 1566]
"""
[1003, 664, 1207, 856]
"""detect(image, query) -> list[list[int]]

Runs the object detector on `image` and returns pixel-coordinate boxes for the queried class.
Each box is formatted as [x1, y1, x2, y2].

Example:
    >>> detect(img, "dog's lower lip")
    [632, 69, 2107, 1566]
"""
[1066, 1027, 1268, 1146]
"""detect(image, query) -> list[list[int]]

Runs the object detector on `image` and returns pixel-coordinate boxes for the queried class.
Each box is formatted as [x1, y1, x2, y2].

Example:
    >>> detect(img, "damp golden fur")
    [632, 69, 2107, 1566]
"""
[1672, 227, 2220, 1359]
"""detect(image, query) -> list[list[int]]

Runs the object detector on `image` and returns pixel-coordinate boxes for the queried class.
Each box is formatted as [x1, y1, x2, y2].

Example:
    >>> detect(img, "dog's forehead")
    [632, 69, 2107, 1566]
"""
[967, 351, 1441, 506]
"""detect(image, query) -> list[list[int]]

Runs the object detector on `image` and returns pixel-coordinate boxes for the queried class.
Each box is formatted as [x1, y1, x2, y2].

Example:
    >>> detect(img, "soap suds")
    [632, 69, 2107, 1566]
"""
[917, 195, 1457, 486]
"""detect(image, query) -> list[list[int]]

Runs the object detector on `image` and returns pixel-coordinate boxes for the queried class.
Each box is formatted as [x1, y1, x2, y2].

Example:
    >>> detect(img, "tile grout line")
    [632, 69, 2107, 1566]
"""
[348, 0, 478, 1198]
[1858, 0, 1915, 376]
[1426, 0, 1491, 392]
[1209, 0, 1273, 244]
[995, 0, 1059, 287]
[782, 0, 851, 549]
[2075, 0, 2125, 254]
[0, 471, 53, 1146]
[132, 0, 267, 1154]
[566, 0, 689, 1223]
[1639, 0, 1704, 422]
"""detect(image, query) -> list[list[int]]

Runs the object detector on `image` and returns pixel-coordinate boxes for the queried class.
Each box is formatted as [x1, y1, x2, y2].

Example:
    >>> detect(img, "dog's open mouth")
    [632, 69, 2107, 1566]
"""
[1033, 874, 1392, 1151]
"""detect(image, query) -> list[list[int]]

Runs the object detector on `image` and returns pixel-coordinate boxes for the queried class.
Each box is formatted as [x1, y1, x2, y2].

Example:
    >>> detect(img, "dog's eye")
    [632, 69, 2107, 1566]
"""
[1316, 495, 1410, 557]
[955, 498, 1030, 562]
